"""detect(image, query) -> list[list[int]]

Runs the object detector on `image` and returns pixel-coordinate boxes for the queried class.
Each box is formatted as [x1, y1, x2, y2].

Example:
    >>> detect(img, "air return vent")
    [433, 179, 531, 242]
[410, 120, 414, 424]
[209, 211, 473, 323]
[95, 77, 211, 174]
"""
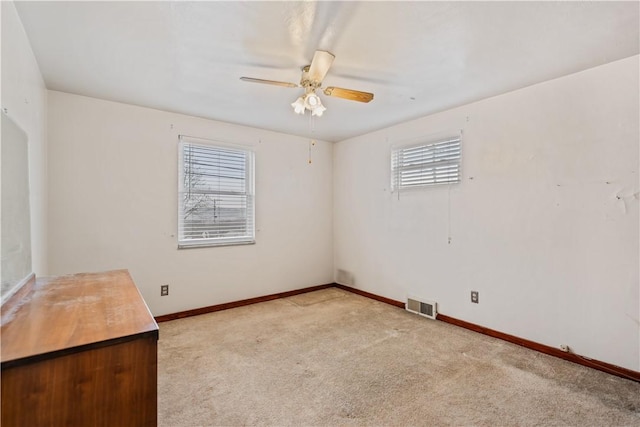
[406, 296, 437, 320]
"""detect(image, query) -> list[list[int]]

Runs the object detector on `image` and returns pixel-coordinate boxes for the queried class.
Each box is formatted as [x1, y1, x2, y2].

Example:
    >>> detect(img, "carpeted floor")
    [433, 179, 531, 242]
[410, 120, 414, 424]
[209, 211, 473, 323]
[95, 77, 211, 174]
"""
[158, 288, 640, 426]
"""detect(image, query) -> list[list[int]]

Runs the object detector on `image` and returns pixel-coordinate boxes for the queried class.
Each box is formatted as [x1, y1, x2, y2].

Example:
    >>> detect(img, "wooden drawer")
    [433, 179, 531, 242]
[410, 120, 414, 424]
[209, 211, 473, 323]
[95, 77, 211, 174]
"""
[1, 270, 159, 426]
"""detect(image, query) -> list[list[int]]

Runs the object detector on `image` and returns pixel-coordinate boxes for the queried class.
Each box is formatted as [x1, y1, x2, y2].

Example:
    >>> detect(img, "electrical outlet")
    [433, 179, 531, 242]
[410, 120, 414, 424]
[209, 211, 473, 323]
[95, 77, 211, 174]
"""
[560, 344, 570, 353]
[471, 291, 479, 304]
[161, 285, 169, 296]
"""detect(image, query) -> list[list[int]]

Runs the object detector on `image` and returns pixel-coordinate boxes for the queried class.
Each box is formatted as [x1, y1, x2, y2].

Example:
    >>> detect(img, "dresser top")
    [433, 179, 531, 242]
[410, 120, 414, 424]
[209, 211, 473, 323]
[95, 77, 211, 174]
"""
[1, 269, 158, 364]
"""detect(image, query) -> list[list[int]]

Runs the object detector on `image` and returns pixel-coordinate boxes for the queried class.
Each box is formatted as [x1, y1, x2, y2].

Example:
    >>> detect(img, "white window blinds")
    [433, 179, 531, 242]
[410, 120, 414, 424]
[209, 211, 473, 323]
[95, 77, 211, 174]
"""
[391, 136, 461, 190]
[178, 137, 255, 248]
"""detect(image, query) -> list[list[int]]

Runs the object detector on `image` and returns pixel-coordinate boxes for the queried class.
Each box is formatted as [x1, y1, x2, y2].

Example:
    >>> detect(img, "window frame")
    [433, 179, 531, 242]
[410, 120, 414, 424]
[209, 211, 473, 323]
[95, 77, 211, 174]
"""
[177, 136, 255, 249]
[391, 135, 462, 192]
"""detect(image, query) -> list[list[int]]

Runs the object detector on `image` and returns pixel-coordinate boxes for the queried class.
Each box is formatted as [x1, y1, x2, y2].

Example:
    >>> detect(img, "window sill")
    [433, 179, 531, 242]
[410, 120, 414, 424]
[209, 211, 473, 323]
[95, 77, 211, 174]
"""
[178, 240, 255, 249]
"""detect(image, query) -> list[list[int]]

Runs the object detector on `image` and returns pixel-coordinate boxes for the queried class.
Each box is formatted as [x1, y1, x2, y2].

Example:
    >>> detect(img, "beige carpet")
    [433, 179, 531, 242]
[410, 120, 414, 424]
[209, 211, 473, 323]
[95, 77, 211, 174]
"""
[158, 288, 640, 426]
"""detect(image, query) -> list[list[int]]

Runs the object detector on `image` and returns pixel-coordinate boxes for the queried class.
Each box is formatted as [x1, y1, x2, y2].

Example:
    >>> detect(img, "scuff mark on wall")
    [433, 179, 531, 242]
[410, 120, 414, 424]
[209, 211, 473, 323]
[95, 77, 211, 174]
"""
[613, 189, 639, 214]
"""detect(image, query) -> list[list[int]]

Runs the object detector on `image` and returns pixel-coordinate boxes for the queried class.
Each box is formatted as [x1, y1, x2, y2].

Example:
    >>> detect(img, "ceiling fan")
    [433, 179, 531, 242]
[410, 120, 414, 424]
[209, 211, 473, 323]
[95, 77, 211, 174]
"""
[240, 50, 374, 117]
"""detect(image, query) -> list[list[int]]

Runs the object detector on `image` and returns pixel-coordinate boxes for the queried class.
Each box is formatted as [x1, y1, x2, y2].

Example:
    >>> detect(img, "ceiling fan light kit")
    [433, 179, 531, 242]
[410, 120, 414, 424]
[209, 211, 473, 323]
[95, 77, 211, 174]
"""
[292, 89, 326, 117]
[240, 50, 374, 118]
[291, 96, 306, 114]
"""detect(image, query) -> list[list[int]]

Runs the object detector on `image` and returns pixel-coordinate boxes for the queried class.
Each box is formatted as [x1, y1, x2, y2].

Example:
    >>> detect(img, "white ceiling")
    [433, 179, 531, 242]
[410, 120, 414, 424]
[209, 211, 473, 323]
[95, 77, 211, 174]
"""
[15, 1, 639, 142]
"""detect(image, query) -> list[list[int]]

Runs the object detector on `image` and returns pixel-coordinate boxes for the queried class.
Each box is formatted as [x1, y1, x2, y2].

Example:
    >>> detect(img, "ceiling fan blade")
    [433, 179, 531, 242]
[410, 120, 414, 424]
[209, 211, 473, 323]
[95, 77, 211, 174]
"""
[239, 77, 298, 88]
[323, 87, 374, 103]
[307, 50, 335, 83]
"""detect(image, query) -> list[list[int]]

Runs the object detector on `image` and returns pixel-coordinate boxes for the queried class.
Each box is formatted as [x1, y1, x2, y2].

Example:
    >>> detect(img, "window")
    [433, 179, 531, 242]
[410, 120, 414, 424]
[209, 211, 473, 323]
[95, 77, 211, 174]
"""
[391, 136, 461, 191]
[178, 136, 254, 248]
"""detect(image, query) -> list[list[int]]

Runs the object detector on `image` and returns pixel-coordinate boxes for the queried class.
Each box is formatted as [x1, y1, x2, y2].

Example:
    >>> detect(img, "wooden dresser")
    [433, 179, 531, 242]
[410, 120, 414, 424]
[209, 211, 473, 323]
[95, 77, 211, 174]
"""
[1, 270, 159, 426]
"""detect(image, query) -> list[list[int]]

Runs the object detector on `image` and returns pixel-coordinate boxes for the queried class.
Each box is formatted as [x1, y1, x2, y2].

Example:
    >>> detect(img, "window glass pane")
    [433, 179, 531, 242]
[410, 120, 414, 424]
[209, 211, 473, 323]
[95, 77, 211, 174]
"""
[392, 136, 461, 190]
[178, 138, 254, 248]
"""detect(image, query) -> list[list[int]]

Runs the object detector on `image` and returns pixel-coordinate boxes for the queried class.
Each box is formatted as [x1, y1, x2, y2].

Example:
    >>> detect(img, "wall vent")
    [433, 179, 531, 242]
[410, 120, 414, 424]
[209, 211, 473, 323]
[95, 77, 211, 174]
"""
[406, 296, 437, 320]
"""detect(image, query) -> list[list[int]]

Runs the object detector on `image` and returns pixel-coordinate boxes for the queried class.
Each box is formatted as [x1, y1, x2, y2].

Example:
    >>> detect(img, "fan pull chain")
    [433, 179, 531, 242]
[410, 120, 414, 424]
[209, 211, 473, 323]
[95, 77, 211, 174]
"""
[308, 140, 316, 164]
[308, 108, 317, 164]
[309, 113, 316, 133]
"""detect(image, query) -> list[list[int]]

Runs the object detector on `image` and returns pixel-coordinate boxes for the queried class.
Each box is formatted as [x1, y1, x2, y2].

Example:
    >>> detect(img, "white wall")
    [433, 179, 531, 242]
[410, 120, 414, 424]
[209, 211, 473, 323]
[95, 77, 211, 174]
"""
[1, 1, 48, 277]
[333, 56, 639, 371]
[16, 0, 637, 370]
[47, 91, 333, 316]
